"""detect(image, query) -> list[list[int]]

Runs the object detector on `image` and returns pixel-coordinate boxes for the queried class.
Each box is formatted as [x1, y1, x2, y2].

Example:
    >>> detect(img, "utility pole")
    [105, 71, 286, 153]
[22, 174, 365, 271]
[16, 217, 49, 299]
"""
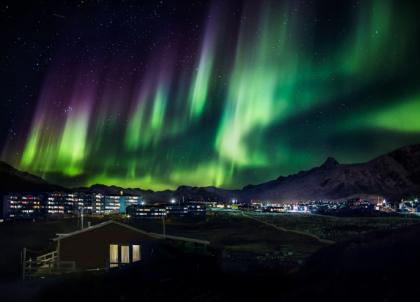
[22, 247, 26, 281]
[162, 214, 166, 238]
[80, 206, 84, 230]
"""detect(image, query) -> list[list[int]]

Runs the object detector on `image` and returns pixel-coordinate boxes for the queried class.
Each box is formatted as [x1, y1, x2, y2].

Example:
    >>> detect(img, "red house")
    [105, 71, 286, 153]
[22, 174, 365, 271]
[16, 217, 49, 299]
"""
[52, 220, 209, 271]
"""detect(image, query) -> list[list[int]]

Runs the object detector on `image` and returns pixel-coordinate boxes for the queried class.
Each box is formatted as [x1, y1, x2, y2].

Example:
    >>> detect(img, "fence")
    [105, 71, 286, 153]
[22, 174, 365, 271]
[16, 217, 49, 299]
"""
[22, 248, 76, 280]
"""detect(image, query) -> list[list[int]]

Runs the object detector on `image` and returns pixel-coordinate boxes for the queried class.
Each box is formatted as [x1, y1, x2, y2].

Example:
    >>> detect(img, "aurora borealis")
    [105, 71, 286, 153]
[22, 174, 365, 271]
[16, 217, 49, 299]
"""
[1, 0, 420, 190]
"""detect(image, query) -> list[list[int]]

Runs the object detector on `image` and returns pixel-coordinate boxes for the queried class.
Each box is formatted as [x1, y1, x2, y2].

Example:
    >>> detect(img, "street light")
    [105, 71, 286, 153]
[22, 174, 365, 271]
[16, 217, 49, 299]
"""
[170, 198, 176, 204]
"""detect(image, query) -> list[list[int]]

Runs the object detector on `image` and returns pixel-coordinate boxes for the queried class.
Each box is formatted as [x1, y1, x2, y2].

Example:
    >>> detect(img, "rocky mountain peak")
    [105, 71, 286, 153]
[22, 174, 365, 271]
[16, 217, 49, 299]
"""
[321, 157, 339, 168]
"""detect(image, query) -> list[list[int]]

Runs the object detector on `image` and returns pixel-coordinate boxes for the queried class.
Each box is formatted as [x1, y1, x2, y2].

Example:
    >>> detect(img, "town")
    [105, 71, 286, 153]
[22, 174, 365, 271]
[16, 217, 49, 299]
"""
[2, 191, 420, 221]
[1, 191, 205, 220]
[2, 189, 420, 302]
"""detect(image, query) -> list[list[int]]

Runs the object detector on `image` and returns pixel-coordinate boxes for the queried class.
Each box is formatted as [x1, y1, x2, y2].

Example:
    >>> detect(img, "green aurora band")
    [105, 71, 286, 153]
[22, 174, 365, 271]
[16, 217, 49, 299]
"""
[2, 0, 420, 190]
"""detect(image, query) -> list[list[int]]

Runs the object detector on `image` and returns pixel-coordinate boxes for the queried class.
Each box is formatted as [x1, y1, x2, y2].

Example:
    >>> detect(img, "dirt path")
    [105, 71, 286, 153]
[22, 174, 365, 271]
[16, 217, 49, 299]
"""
[241, 212, 335, 245]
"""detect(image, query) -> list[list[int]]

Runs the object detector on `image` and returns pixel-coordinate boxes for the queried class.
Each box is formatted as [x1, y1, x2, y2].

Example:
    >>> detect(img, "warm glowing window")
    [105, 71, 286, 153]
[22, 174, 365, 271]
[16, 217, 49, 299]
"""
[132, 245, 141, 262]
[121, 245, 130, 263]
[109, 244, 118, 267]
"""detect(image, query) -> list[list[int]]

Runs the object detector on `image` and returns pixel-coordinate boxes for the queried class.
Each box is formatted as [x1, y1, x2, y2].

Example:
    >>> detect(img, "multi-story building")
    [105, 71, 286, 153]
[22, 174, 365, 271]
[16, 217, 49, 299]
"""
[93, 194, 143, 215]
[77, 193, 94, 214]
[47, 192, 69, 215]
[2, 191, 144, 219]
[2, 195, 42, 219]
[185, 204, 206, 217]
[125, 196, 141, 210]
[104, 195, 120, 214]
[127, 205, 167, 218]
[165, 204, 189, 217]
[93, 194, 105, 214]
[46, 194, 65, 215]
[165, 203, 206, 218]
[46, 192, 94, 215]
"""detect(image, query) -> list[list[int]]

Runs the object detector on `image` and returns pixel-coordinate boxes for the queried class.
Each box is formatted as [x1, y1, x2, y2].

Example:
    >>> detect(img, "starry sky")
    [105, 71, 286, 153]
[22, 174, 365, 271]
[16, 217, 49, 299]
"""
[1, 0, 420, 190]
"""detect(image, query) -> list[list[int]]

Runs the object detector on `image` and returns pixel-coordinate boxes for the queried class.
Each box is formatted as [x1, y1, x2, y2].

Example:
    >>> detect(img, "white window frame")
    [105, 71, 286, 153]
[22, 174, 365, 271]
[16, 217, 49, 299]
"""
[109, 244, 119, 268]
[132, 244, 141, 262]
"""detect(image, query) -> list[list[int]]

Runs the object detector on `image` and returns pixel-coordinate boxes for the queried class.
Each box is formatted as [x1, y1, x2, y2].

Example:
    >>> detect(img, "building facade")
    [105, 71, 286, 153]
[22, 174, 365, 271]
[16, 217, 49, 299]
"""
[127, 205, 167, 218]
[2, 192, 143, 219]
[2, 195, 42, 219]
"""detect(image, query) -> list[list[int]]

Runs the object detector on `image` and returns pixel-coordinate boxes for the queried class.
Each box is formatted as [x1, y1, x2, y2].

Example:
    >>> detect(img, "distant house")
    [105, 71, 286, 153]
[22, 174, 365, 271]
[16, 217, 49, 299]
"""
[23, 220, 210, 276]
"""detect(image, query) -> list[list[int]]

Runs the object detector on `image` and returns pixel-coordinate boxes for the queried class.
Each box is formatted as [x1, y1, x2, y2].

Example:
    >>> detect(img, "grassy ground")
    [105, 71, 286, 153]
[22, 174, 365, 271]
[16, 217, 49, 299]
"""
[129, 212, 326, 261]
[244, 212, 420, 242]
[1, 211, 418, 282]
[4, 220, 420, 302]
[0, 213, 326, 281]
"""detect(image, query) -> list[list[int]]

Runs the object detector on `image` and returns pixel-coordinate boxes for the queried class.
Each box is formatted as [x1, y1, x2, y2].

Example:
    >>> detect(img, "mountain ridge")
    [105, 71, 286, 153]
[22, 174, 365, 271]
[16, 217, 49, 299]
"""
[1, 143, 420, 202]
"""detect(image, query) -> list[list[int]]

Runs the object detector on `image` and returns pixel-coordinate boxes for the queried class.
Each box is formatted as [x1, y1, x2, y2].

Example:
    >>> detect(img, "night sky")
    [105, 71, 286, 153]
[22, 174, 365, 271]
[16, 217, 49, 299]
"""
[1, 0, 420, 190]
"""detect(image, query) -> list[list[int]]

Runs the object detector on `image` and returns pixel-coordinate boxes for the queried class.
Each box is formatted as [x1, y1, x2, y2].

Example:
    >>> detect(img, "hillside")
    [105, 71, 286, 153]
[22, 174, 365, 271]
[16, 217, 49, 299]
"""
[240, 144, 420, 202]
[65, 144, 420, 202]
[0, 161, 64, 193]
[1, 144, 420, 202]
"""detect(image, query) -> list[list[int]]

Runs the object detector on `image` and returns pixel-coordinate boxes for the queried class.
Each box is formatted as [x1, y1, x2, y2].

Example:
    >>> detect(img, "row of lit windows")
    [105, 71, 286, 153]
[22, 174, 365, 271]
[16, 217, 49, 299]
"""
[10, 205, 41, 209]
[136, 208, 166, 212]
[10, 200, 40, 204]
[136, 212, 166, 216]
[5, 195, 146, 216]
[109, 244, 141, 268]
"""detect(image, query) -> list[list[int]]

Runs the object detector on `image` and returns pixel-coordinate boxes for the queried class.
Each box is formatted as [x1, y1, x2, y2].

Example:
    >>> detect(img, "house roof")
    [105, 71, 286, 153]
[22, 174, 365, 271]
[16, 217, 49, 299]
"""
[152, 233, 210, 245]
[53, 220, 210, 245]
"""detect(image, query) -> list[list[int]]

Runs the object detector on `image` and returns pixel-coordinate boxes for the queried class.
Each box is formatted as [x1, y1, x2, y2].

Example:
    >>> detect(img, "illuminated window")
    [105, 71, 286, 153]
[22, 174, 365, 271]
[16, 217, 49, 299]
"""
[121, 245, 130, 263]
[132, 245, 141, 262]
[109, 244, 118, 267]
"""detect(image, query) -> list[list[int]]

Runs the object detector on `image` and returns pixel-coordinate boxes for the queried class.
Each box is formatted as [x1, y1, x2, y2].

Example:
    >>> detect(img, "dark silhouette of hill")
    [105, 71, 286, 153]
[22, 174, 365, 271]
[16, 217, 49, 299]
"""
[2, 143, 420, 203]
[78, 144, 420, 202]
[0, 161, 64, 194]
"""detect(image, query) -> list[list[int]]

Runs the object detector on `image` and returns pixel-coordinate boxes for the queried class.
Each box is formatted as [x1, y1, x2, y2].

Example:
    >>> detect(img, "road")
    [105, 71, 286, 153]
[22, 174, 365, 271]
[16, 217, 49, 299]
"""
[240, 211, 336, 245]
